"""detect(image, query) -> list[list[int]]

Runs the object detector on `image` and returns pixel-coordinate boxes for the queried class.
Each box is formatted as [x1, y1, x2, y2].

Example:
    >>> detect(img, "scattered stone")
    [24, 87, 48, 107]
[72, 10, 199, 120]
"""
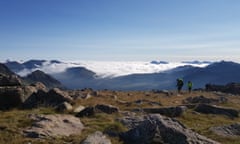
[95, 104, 119, 114]
[83, 93, 92, 99]
[119, 114, 220, 144]
[23, 114, 84, 138]
[55, 102, 73, 112]
[73, 105, 85, 113]
[210, 123, 240, 137]
[154, 90, 173, 96]
[142, 106, 187, 117]
[111, 95, 118, 100]
[183, 95, 227, 104]
[76, 107, 95, 117]
[194, 104, 239, 118]
[81, 131, 111, 144]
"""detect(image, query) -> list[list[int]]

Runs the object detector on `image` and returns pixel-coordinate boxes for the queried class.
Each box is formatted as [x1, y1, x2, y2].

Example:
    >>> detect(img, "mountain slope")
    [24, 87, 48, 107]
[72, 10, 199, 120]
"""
[24, 70, 64, 89]
[0, 63, 15, 75]
[53, 67, 97, 89]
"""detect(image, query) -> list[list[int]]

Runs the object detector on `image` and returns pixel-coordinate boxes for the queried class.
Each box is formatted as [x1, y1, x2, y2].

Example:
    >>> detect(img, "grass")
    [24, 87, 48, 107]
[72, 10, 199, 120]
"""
[0, 90, 240, 143]
[177, 109, 240, 143]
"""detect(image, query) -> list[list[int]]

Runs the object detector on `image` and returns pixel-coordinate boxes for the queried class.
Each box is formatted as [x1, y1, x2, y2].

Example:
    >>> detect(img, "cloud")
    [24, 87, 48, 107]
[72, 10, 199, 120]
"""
[16, 60, 209, 78]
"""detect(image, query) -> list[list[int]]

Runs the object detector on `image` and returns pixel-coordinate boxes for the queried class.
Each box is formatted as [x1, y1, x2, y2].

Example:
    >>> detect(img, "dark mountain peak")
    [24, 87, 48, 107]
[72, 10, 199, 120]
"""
[182, 60, 212, 65]
[4, 61, 24, 73]
[66, 67, 95, 77]
[150, 60, 169, 64]
[50, 60, 62, 64]
[206, 61, 240, 70]
[25, 70, 64, 89]
[30, 70, 46, 76]
[23, 59, 46, 69]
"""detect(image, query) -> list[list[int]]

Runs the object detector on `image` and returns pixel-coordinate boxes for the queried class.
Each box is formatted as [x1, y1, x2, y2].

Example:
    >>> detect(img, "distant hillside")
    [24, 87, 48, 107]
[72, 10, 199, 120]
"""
[0, 63, 15, 75]
[5, 59, 62, 73]
[4, 59, 240, 90]
[51, 61, 240, 90]
[24, 70, 65, 89]
[53, 67, 96, 89]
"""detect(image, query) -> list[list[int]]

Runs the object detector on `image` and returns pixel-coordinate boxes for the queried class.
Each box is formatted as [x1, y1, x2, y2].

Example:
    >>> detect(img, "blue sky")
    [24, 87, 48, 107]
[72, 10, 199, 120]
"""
[0, 0, 240, 62]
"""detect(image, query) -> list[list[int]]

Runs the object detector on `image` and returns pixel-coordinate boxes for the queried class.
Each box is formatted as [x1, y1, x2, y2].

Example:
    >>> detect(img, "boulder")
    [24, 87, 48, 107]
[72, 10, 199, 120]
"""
[0, 86, 37, 110]
[120, 114, 220, 144]
[55, 102, 73, 112]
[73, 105, 86, 113]
[48, 88, 73, 103]
[194, 104, 239, 118]
[76, 107, 95, 117]
[23, 114, 84, 138]
[142, 106, 187, 117]
[210, 123, 240, 137]
[206, 83, 240, 95]
[95, 104, 119, 114]
[81, 131, 111, 144]
[23, 88, 73, 109]
[183, 95, 227, 104]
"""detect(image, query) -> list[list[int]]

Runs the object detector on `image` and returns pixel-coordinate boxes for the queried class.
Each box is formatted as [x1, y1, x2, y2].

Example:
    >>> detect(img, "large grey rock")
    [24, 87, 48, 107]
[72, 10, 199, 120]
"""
[23, 114, 84, 138]
[206, 83, 240, 95]
[0, 86, 37, 110]
[55, 102, 73, 112]
[76, 106, 95, 117]
[23, 88, 73, 108]
[73, 105, 85, 113]
[183, 96, 227, 104]
[81, 131, 111, 144]
[120, 114, 220, 144]
[210, 123, 240, 137]
[95, 104, 119, 114]
[142, 106, 187, 117]
[194, 104, 239, 118]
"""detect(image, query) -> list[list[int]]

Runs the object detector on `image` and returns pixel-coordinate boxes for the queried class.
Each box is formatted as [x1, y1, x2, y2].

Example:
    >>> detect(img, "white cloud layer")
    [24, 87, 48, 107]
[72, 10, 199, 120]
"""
[17, 60, 210, 78]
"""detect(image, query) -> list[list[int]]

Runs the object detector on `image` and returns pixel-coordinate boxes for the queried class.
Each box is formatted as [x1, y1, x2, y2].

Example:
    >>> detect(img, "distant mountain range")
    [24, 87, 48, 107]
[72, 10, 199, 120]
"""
[3, 60, 240, 90]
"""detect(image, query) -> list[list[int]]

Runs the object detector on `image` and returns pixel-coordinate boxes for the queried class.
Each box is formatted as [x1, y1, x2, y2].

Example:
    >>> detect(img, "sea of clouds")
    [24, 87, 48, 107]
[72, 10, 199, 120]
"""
[16, 60, 210, 78]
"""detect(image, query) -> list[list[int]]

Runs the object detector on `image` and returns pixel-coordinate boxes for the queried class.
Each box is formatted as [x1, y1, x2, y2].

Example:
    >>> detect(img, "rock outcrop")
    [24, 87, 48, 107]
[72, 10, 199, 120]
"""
[23, 114, 84, 138]
[210, 123, 240, 137]
[95, 104, 119, 114]
[81, 131, 111, 144]
[0, 84, 38, 110]
[142, 106, 187, 117]
[194, 104, 239, 118]
[23, 88, 73, 108]
[76, 104, 119, 117]
[120, 114, 220, 144]
[0, 74, 22, 86]
[206, 83, 240, 95]
[183, 95, 228, 104]
[55, 102, 73, 112]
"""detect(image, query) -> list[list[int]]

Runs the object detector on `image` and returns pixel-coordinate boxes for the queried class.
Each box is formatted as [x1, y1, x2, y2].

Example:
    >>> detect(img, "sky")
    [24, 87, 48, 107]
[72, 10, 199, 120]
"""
[0, 0, 240, 62]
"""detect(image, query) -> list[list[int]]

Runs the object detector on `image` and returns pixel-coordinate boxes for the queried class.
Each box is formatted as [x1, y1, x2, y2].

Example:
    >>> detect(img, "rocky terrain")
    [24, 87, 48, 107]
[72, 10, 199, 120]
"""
[0, 63, 240, 144]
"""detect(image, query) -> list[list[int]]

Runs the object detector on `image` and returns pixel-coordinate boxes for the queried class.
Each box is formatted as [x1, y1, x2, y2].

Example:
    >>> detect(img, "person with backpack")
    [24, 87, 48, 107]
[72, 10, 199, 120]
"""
[187, 81, 193, 93]
[176, 78, 184, 93]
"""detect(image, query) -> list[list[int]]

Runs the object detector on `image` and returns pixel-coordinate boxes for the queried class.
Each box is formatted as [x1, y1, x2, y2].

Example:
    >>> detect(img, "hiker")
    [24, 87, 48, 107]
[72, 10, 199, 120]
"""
[187, 81, 193, 93]
[176, 78, 184, 93]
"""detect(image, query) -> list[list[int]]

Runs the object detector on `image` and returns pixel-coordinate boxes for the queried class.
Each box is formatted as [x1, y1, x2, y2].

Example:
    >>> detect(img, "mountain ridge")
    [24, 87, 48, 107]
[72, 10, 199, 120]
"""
[4, 59, 240, 90]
